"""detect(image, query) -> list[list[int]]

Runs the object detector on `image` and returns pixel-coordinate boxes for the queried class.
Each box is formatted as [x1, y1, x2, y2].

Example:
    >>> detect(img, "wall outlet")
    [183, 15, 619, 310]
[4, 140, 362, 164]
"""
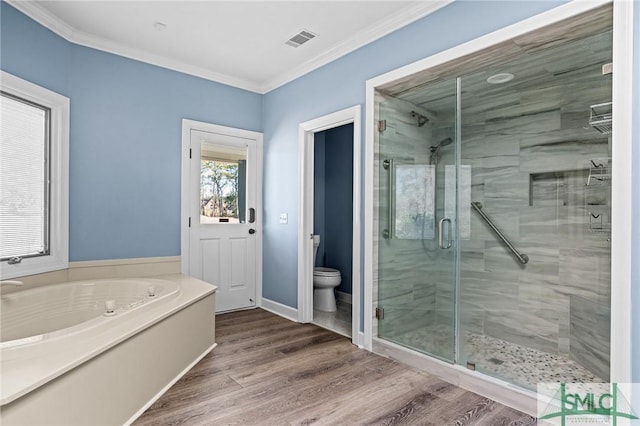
[279, 213, 288, 224]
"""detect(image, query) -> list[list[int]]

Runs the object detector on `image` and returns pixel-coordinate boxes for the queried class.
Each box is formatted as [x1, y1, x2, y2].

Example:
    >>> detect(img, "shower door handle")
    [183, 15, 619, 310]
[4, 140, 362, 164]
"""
[438, 218, 452, 249]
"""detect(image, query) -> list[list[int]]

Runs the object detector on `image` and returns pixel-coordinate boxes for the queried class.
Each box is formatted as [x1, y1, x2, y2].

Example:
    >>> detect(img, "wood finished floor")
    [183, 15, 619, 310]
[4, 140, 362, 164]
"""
[134, 309, 536, 425]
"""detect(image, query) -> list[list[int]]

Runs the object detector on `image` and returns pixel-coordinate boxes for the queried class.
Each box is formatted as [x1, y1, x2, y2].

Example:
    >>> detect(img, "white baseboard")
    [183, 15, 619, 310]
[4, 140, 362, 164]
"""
[357, 331, 366, 348]
[336, 290, 352, 304]
[260, 298, 299, 322]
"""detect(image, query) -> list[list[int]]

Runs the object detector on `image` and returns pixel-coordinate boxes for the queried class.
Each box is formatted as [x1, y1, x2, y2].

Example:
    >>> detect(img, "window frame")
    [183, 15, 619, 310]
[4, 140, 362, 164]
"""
[1, 71, 69, 279]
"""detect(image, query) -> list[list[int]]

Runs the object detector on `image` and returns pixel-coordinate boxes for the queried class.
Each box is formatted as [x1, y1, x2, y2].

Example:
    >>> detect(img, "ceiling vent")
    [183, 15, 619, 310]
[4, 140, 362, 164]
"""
[285, 30, 317, 48]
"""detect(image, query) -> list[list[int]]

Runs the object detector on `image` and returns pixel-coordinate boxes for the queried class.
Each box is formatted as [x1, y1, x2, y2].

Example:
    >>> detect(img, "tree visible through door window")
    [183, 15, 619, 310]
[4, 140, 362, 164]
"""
[199, 143, 247, 224]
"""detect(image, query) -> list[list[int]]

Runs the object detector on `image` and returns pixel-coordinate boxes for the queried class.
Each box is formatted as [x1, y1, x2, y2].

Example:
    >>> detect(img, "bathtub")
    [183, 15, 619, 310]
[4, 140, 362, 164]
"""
[0, 274, 216, 425]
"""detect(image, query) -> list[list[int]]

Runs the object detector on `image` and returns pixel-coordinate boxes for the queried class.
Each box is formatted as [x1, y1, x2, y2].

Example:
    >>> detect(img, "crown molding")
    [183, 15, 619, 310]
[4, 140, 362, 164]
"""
[259, 0, 454, 93]
[5, 0, 263, 93]
[68, 30, 265, 93]
[6, 0, 452, 95]
[6, 0, 77, 40]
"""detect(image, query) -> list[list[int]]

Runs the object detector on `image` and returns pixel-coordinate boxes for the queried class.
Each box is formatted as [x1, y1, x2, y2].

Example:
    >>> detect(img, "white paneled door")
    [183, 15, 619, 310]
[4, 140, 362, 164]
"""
[188, 128, 261, 312]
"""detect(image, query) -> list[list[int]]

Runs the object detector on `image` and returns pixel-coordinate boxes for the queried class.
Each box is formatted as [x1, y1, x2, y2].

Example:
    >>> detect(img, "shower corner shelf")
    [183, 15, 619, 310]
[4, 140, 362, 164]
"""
[588, 102, 612, 134]
[585, 158, 611, 186]
[587, 212, 611, 234]
[585, 156, 611, 234]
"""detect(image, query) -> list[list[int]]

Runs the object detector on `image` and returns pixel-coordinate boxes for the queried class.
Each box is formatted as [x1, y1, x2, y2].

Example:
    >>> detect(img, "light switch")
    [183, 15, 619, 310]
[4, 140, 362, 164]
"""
[279, 213, 288, 224]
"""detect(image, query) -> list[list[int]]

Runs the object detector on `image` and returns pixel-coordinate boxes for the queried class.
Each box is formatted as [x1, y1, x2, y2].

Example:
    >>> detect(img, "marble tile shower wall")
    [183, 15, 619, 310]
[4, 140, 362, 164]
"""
[455, 72, 611, 381]
[375, 69, 612, 380]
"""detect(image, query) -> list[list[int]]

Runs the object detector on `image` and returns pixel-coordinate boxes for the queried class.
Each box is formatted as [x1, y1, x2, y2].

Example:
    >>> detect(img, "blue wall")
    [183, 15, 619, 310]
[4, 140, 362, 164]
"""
[323, 124, 353, 295]
[1, 2, 262, 261]
[314, 124, 354, 295]
[261, 0, 566, 309]
[0, 1, 71, 96]
[2, 0, 638, 383]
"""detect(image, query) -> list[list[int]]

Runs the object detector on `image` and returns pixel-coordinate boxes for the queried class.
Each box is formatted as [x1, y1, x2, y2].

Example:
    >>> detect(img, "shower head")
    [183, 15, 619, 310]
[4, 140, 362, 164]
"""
[410, 111, 429, 127]
[439, 137, 453, 147]
[429, 137, 452, 164]
[430, 137, 452, 153]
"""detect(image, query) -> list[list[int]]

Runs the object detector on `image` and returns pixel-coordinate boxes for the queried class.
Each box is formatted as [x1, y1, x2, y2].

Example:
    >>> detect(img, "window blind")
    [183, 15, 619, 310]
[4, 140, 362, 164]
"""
[0, 93, 50, 259]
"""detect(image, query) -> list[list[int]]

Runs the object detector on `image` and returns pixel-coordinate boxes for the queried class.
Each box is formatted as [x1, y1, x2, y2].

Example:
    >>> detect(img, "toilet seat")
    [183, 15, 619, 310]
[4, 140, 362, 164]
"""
[313, 267, 340, 277]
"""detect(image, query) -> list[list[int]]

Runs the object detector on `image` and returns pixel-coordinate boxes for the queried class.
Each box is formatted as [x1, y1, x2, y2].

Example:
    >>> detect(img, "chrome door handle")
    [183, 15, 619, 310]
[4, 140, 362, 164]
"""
[382, 159, 394, 239]
[248, 208, 255, 223]
[438, 218, 452, 249]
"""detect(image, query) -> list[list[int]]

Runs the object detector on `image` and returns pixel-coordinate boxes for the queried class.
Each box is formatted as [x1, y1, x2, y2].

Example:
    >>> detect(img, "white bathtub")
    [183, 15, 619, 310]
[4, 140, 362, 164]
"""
[1, 278, 179, 349]
[0, 274, 217, 425]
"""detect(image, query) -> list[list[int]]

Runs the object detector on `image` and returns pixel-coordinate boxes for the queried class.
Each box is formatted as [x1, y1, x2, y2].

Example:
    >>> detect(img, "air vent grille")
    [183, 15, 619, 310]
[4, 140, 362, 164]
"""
[285, 30, 317, 48]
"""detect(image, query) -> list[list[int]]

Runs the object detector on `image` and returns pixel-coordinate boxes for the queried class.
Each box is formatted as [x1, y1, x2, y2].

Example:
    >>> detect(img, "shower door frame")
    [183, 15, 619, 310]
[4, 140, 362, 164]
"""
[363, 0, 634, 413]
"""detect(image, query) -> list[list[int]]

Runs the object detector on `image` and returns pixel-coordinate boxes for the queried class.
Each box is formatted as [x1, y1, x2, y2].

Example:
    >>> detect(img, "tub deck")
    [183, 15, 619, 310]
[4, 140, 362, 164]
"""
[0, 274, 216, 426]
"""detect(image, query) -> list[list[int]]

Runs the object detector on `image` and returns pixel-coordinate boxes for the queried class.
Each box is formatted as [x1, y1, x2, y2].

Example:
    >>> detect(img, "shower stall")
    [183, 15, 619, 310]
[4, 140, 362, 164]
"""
[373, 5, 612, 391]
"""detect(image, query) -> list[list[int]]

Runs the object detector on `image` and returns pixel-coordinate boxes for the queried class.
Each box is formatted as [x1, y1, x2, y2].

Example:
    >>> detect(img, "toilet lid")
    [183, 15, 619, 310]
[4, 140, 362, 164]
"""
[314, 267, 340, 277]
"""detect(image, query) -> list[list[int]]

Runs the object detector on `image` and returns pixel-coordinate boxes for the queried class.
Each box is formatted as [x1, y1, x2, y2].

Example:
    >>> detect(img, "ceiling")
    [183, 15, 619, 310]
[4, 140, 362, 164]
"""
[8, 1, 450, 94]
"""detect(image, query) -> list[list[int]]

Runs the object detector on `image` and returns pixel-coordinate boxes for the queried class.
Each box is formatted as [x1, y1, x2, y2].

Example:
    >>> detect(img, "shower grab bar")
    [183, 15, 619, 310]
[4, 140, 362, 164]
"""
[382, 159, 394, 239]
[471, 202, 529, 265]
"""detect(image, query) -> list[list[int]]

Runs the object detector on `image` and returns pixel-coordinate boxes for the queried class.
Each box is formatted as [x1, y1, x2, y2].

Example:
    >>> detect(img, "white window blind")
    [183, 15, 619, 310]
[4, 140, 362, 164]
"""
[0, 92, 50, 260]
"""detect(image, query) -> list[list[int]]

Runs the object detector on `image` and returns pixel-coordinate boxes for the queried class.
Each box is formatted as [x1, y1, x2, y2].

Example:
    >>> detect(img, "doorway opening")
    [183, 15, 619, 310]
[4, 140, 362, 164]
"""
[312, 124, 354, 338]
[298, 106, 361, 346]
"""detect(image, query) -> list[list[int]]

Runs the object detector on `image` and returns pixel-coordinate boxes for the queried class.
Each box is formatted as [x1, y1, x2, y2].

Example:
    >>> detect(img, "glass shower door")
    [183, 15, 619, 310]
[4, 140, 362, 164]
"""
[376, 78, 458, 362]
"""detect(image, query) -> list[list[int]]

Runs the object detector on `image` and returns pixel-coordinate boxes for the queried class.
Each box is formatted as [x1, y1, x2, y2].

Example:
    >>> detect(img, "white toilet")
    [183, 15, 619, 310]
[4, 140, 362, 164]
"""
[312, 235, 341, 312]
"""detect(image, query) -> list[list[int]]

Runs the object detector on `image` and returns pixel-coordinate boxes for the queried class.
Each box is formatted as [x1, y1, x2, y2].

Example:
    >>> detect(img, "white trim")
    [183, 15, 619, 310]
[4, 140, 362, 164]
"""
[0, 71, 69, 280]
[372, 338, 537, 416]
[5, 0, 452, 94]
[366, 0, 611, 91]
[124, 342, 217, 426]
[298, 105, 362, 348]
[180, 119, 263, 308]
[4, 0, 76, 41]
[260, 1, 453, 93]
[356, 331, 366, 349]
[4, 0, 262, 93]
[254, 134, 264, 308]
[68, 256, 181, 269]
[364, 0, 632, 396]
[364, 81, 375, 352]
[610, 0, 634, 384]
[260, 298, 299, 323]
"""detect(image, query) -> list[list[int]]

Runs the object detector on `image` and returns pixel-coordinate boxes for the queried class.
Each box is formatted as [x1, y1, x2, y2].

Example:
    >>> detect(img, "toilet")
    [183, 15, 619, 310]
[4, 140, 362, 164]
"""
[312, 235, 341, 312]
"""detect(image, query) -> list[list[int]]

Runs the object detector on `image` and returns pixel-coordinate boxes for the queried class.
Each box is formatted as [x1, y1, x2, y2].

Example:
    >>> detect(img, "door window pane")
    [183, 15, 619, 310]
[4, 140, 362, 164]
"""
[200, 143, 247, 224]
[0, 92, 50, 260]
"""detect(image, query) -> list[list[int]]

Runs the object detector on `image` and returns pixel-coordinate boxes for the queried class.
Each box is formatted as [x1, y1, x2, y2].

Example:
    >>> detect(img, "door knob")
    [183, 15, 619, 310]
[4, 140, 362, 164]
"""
[248, 228, 256, 234]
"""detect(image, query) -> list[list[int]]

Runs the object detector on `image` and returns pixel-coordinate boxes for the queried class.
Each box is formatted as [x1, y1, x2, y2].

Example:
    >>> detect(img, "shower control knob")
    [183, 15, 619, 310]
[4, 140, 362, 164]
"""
[248, 228, 256, 235]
